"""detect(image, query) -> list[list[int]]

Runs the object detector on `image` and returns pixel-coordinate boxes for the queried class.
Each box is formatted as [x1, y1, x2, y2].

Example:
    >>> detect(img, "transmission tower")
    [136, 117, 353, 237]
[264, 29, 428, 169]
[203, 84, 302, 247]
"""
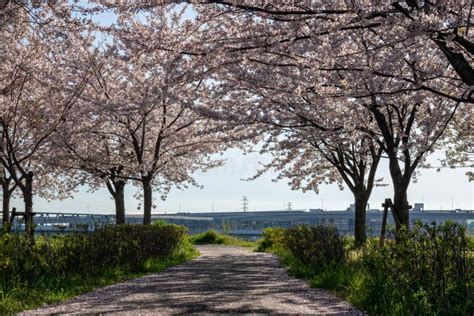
[242, 196, 249, 212]
[287, 202, 292, 211]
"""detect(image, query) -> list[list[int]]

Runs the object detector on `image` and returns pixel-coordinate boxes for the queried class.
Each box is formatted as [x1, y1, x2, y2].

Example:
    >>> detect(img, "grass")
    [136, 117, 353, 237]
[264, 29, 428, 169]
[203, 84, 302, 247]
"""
[190, 229, 256, 248]
[263, 229, 473, 315]
[0, 238, 198, 314]
[1, 227, 253, 314]
[269, 237, 361, 298]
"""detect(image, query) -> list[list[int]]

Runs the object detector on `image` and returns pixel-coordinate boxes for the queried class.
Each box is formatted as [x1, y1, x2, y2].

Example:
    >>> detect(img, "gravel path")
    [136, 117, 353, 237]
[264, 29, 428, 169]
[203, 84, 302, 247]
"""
[22, 245, 361, 315]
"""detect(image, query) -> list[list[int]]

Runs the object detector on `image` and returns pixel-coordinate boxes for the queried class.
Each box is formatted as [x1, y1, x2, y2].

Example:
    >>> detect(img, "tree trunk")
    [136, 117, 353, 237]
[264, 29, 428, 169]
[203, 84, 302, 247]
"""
[105, 178, 127, 225]
[143, 178, 152, 225]
[24, 171, 34, 238]
[387, 157, 410, 230]
[114, 181, 126, 225]
[2, 185, 10, 230]
[392, 184, 410, 230]
[353, 192, 368, 247]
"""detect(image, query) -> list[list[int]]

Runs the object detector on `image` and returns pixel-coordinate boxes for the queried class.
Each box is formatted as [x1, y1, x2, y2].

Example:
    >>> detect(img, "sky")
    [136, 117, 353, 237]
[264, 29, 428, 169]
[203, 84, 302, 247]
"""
[10, 149, 474, 214]
[9, 4, 473, 215]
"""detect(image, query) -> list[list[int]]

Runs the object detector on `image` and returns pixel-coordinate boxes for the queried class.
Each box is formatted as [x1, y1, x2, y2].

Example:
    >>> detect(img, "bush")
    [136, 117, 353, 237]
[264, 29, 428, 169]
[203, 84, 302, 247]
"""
[192, 229, 221, 244]
[0, 223, 196, 314]
[152, 219, 168, 227]
[190, 230, 255, 247]
[284, 225, 345, 269]
[260, 222, 473, 315]
[62, 224, 187, 272]
[0, 234, 50, 289]
[0, 224, 188, 290]
[354, 221, 473, 315]
[256, 227, 285, 252]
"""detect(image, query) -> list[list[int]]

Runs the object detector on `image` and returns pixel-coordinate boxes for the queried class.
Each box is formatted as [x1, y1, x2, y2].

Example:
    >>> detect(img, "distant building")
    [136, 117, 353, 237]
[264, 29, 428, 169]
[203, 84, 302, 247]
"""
[346, 203, 370, 211]
[413, 203, 424, 211]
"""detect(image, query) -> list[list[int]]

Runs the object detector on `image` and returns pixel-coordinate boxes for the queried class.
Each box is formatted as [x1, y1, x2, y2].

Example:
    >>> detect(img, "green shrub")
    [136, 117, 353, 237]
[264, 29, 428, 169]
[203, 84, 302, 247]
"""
[192, 229, 221, 244]
[0, 224, 188, 289]
[78, 225, 187, 271]
[348, 239, 397, 314]
[354, 221, 473, 315]
[190, 230, 255, 247]
[152, 219, 168, 227]
[260, 222, 473, 315]
[0, 224, 193, 314]
[284, 225, 345, 269]
[256, 227, 285, 252]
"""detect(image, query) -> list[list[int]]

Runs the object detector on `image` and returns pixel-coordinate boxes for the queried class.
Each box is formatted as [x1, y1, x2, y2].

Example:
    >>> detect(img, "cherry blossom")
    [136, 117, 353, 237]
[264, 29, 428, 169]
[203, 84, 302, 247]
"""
[0, 2, 92, 236]
[58, 7, 227, 225]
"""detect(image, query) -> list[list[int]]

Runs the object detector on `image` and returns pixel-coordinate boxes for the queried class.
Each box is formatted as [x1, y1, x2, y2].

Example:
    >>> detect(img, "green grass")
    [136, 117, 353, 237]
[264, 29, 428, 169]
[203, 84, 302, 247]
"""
[190, 230, 256, 248]
[264, 231, 473, 315]
[0, 238, 198, 314]
[270, 245, 360, 297]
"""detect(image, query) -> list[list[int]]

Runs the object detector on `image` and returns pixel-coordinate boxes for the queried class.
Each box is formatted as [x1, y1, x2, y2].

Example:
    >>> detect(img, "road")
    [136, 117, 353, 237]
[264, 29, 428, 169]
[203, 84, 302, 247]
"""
[23, 245, 361, 315]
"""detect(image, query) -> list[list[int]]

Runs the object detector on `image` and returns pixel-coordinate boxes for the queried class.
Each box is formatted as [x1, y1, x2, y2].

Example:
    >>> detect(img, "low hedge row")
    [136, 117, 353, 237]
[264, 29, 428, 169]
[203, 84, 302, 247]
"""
[0, 224, 188, 289]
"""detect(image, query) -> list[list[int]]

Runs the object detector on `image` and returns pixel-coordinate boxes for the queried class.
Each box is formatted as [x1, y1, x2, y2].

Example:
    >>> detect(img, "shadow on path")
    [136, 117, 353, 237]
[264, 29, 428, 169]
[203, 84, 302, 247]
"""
[22, 246, 361, 315]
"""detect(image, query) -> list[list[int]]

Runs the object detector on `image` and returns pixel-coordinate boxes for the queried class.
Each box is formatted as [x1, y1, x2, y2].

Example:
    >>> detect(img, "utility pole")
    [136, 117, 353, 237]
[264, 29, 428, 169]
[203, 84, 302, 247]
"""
[242, 196, 248, 212]
[212, 202, 215, 212]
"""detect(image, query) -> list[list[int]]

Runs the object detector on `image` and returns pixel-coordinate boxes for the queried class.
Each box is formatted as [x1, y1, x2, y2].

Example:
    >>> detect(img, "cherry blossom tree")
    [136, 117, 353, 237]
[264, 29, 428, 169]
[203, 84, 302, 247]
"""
[190, 1, 470, 232]
[199, 47, 384, 244]
[257, 132, 383, 245]
[54, 99, 133, 224]
[299, 26, 467, 229]
[68, 8, 226, 225]
[92, 1, 467, 233]
[0, 3, 91, 236]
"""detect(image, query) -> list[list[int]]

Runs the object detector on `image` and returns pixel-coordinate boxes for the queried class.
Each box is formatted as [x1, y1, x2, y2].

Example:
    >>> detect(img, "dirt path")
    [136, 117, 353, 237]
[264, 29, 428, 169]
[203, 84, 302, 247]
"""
[23, 245, 361, 315]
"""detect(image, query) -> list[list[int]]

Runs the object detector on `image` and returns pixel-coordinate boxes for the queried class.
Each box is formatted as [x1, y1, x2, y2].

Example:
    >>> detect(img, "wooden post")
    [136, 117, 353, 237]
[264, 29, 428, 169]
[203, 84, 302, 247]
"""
[5, 207, 16, 233]
[380, 198, 392, 247]
[10, 207, 17, 225]
[10, 207, 35, 237]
